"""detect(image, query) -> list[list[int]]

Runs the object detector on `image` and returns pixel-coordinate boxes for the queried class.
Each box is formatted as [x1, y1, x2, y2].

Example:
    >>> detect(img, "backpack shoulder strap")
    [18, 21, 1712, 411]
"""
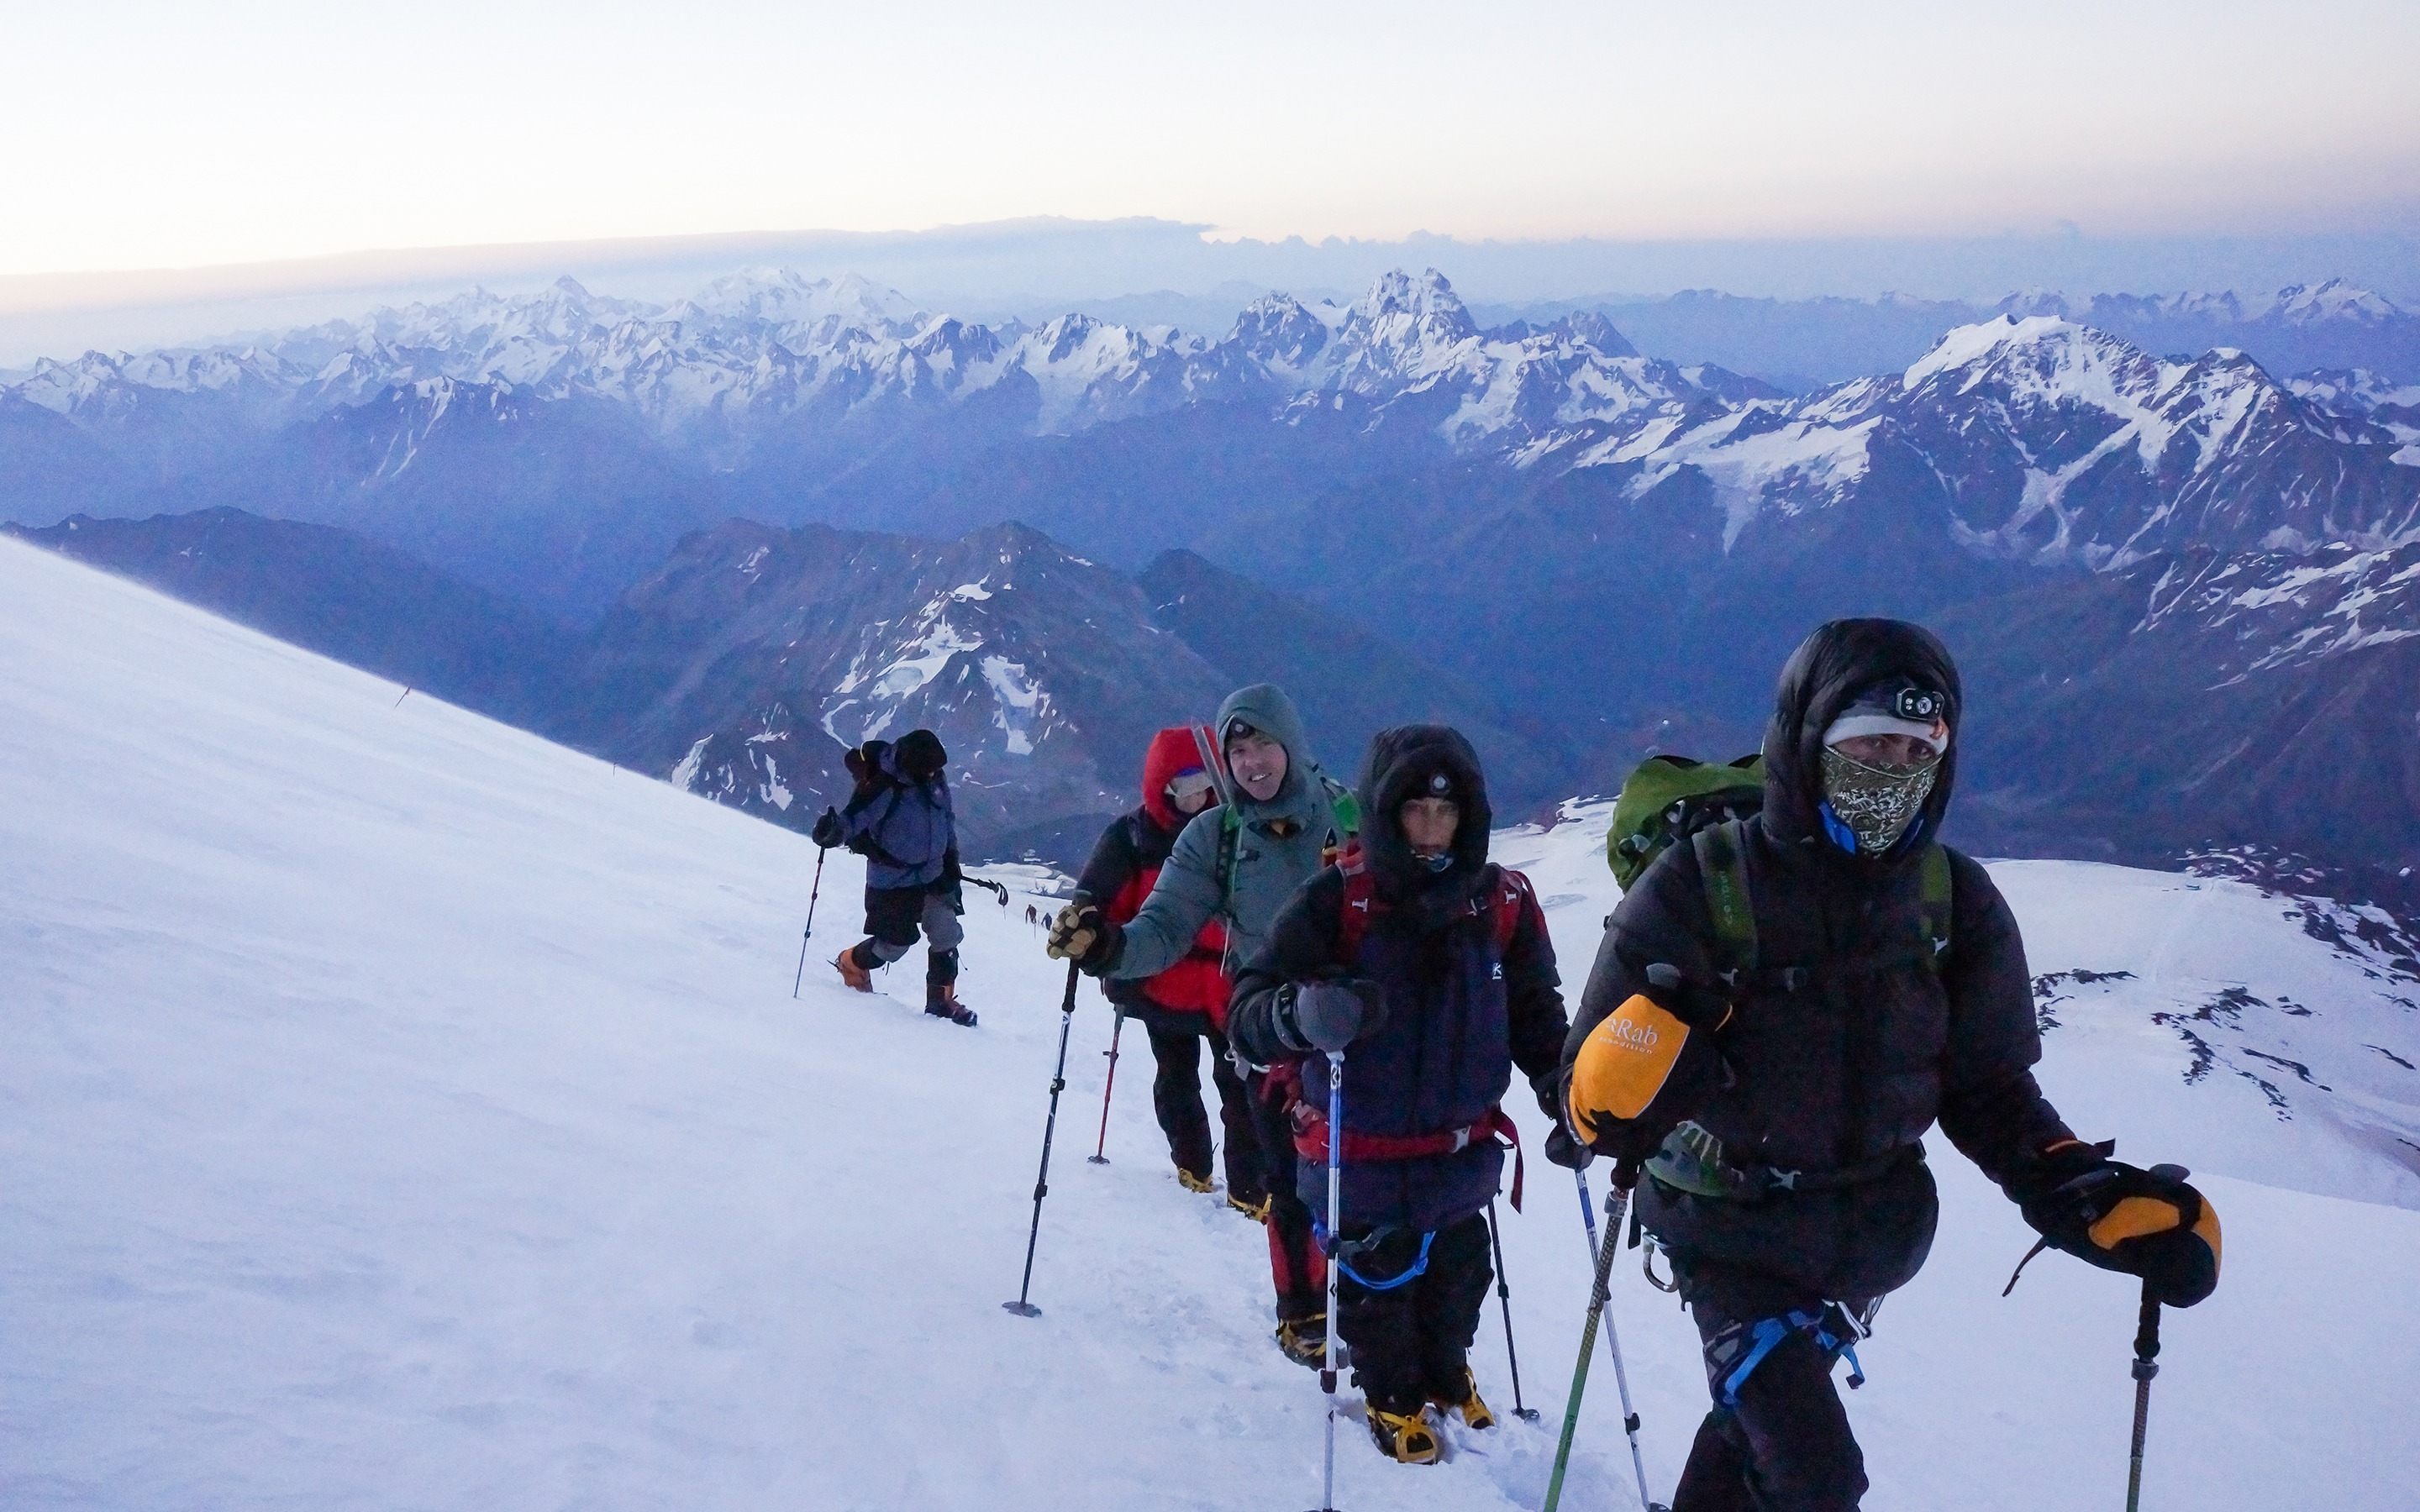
[1691, 817, 1760, 984]
[1919, 843, 1954, 971]
[1212, 805, 1243, 916]
[1489, 864, 1534, 956]
[1334, 848, 1376, 966]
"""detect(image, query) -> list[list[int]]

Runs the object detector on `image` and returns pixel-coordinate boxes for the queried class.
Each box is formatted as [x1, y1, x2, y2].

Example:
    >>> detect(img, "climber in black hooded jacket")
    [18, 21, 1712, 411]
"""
[1561, 619, 2223, 1512]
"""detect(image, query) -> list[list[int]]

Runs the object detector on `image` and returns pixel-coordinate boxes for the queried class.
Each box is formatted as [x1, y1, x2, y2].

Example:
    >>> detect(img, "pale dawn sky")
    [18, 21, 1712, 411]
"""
[8, 0, 2417, 276]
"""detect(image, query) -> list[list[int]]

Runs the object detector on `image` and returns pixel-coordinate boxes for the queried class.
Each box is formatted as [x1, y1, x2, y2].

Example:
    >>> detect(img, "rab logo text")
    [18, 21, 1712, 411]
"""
[1611, 1016, 1660, 1053]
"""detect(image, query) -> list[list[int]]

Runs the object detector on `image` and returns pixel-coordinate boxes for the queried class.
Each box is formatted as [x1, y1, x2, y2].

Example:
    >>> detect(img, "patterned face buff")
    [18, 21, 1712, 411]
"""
[1820, 746, 1939, 855]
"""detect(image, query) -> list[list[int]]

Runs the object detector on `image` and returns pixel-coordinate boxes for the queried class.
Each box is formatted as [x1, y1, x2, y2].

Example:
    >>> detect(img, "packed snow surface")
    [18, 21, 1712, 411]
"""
[6, 537, 2417, 1509]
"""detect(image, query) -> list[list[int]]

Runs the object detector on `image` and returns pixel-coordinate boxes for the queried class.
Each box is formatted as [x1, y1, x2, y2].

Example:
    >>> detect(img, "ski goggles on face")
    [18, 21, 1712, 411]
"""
[1166, 769, 1216, 806]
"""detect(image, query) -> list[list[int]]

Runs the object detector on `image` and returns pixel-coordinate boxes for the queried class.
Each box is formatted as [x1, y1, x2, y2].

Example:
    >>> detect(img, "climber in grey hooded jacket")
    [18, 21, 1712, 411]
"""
[1047, 681, 1357, 1357]
[1053, 683, 1355, 983]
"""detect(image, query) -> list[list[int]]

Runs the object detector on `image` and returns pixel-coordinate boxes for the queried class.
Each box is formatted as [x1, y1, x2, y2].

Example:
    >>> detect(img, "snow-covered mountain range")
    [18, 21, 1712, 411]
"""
[1530, 313, 2420, 565]
[5, 264, 2413, 874]
[3, 267, 1765, 479]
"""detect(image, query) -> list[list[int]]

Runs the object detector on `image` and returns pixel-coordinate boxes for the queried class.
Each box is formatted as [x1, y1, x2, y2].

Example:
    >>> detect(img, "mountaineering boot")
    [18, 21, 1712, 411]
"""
[924, 980, 977, 1026]
[1176, 1168, 1216, 1194]
[1431, 1366, 1497, 1431]
[1227, 1189, 1271, 1223]
[1274, 1313, 1327, 1369]
[1367, 1404, 1442, 1465]
[833, 947, 873, 993]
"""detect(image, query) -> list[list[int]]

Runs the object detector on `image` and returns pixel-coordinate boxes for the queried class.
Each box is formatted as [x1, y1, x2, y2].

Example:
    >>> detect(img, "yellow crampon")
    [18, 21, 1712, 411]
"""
[1175, 1168, 1216, 1194]
[1432, 1366, 1496, 1431]
[1367, 1405, 1441, 1465]
[1273, 1314, 1326, 1368]
[1226, 1190, 1271, 1222]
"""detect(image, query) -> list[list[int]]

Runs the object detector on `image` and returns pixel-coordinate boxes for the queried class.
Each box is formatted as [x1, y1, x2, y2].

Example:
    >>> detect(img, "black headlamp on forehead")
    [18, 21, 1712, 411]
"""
[1891, 685, 1945, 722]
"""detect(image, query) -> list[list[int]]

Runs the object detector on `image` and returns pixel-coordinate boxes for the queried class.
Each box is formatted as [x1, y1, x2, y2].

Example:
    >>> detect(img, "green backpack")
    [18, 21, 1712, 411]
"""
[1606, 753, 1765, 892]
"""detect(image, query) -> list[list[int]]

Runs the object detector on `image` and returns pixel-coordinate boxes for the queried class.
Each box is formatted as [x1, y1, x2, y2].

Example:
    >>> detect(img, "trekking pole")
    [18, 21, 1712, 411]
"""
[1087, 1009, 1125, 1164]
[2125, 1279, 2161, 1512]
[1313, 1047, 1346, 1512]
[1570, 1165, 1661, 1509]
[1484, 1198, 1539, 1420]
[790, 845, 829, 998]
[1003, 957, 1083, 1317]
[1545, 1163, 1667, 1512]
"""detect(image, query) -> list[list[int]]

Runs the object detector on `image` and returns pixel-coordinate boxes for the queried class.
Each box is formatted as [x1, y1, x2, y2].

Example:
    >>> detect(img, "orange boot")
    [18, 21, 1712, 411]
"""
[833, 946, 873, 992]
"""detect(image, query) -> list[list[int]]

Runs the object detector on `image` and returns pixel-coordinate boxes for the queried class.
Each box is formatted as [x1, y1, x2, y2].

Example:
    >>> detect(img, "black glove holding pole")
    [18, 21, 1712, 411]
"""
[1271, 979, 1388, 1053]
[2009, 1141, 2222, 1308]
[810, 806, 844, 850]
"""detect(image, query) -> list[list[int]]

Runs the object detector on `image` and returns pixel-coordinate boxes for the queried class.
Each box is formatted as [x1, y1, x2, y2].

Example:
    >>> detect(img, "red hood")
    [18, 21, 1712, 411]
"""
[1140, 724, 1214, 831]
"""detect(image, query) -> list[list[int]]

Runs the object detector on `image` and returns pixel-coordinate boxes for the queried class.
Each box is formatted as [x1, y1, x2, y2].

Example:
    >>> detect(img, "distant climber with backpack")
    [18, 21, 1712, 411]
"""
[1047, 684, 1357, 1366]
[1072, 725, 1262, 1204]
[811, 728, 976, 1026]
[1562, 620, 2222, 1511]
[1226, 725, 1580, 1466]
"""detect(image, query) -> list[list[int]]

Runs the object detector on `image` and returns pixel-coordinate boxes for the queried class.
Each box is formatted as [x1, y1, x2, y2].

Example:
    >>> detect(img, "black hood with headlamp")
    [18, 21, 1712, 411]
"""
[1762, 618, 1963, 867]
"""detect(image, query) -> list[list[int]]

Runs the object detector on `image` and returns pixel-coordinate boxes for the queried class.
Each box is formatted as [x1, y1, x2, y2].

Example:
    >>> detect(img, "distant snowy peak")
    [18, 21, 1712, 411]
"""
[2139, 541, 2420, 673]
[14, 344, 304, 420]
[1997, 278, 2410, 330]
[634, 518, 1233, 848]
[1553, 313, 2420, 567]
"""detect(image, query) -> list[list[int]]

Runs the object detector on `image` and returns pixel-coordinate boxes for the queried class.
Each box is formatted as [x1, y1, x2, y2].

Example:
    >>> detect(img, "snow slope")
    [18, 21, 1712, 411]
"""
[6, 537, 2417, 1510]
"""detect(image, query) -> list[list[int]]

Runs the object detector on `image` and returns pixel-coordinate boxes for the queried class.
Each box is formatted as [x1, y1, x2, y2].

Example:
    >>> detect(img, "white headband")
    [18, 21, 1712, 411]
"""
[1823, 713, 1949, 754]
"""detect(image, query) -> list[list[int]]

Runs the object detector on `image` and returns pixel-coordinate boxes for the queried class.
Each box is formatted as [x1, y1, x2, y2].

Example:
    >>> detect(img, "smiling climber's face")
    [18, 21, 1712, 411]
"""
[1226, 728, 1287, 802]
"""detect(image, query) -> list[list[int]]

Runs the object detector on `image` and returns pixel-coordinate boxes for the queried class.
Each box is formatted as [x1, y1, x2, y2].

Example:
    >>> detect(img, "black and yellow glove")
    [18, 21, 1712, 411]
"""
[2014, 1142, 2221, 1308]
[1564, 962, 1734, 1163]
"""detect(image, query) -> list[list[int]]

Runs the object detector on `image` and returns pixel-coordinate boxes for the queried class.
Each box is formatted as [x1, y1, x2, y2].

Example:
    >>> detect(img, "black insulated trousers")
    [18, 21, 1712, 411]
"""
[1671, 1257, 1871, 1512]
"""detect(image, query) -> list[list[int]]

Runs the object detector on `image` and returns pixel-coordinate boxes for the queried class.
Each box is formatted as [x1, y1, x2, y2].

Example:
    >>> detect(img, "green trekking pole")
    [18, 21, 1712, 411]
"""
[1545, 1160, 1665, 1512]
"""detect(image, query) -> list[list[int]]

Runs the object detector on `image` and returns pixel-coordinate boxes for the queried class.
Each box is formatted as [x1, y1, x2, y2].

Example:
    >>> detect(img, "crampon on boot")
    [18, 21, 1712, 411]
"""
[923, 981, 976, 1026]
[1226, 1189, 1271, 1222]
[833, 947, 873, 993]
[1367, 1404, 1442, 1465]
[1176, 1168, 1216, 1194]
[1273, 1313, 1326, 1370]
[1431, 1366, 1497, 1431]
